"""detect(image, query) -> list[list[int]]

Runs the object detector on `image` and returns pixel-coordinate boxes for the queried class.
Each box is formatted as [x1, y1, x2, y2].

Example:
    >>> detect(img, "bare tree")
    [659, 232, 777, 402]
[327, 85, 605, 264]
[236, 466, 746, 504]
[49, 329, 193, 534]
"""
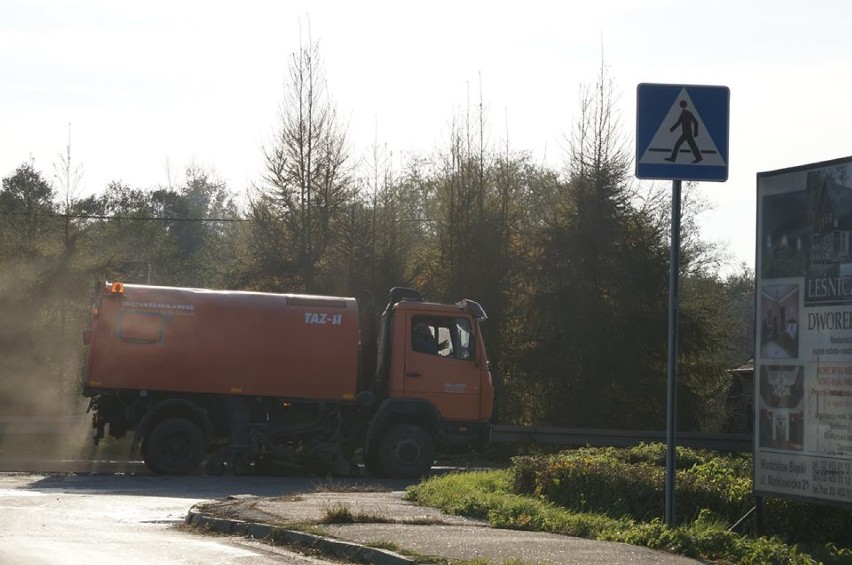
[255, 35, 351, 292]
[53, 123, 84, 246]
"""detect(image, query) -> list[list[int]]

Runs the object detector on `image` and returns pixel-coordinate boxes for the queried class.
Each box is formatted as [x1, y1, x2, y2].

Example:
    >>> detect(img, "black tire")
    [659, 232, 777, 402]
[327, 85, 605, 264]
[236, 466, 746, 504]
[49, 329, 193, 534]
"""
[143, 417, 205, 475]
[377, 424, 435, 479]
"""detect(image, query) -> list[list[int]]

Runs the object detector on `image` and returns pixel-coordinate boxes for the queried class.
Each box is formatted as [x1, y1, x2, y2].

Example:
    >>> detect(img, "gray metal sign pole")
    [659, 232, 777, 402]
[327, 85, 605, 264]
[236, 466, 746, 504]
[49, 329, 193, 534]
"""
[636, 83, 728, 526]
[665, 179, 682, 526]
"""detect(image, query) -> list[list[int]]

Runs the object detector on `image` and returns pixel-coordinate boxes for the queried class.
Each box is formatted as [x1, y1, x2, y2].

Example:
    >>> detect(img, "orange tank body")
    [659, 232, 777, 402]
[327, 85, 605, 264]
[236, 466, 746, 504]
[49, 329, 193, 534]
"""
[85, 284, 360, 401]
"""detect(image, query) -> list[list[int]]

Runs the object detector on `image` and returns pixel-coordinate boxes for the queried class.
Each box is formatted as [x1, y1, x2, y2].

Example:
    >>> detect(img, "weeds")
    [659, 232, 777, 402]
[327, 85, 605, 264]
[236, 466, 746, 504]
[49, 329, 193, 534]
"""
[319, 502, 396, 525]
[320, 502, 357, 524]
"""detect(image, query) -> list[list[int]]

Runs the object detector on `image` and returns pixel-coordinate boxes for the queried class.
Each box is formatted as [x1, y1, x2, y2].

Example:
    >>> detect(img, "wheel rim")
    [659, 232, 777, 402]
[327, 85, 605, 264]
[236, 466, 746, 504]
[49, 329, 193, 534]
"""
[393, 437, 422, 466]
[145, 420, 203, 474]
[164, 434, 192, 461]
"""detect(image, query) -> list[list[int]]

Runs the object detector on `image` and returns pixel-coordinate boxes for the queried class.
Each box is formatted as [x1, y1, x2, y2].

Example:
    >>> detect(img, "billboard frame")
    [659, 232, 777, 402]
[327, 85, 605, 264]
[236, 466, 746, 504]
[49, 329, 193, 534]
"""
[754, 155, 852, 508]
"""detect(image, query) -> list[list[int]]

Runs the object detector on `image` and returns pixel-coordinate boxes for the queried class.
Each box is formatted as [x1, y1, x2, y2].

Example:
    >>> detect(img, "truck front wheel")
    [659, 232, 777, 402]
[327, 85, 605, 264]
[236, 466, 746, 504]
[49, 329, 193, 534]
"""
[143, 418, 205, 475]
[377, 424, 435, 479]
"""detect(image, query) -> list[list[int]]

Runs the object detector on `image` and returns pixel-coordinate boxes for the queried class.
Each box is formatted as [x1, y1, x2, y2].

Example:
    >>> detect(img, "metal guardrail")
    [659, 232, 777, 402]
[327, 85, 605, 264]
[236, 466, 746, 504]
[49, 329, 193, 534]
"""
[0, 416, 753, 452]
[491, 425, 753, 452]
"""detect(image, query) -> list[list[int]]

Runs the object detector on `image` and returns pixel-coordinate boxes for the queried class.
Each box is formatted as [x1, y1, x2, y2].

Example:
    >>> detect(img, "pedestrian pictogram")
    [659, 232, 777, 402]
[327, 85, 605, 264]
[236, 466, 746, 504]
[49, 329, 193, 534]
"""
[636, 83, 729, 182]
[665, 100, 702, 163]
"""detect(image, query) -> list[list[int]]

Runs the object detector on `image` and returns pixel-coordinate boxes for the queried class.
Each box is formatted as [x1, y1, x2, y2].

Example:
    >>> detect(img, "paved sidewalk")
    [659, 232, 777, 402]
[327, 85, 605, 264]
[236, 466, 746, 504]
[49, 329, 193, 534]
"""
[188, 490, 704, 565]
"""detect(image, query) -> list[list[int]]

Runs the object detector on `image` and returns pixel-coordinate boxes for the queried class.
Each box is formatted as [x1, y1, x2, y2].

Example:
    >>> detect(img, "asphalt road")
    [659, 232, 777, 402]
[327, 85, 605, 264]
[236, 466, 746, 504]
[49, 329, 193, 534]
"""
[0, 471, 380, 564]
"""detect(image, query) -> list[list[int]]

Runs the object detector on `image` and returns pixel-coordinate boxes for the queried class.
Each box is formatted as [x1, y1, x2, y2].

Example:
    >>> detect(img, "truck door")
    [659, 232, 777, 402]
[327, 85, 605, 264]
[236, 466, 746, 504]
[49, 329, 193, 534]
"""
[403, 314, 482, 421]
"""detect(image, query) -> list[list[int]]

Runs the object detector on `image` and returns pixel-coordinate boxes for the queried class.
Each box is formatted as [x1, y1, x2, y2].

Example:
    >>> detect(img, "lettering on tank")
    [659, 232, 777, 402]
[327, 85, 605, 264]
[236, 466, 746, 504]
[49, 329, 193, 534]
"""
[304, 312, 343, 325]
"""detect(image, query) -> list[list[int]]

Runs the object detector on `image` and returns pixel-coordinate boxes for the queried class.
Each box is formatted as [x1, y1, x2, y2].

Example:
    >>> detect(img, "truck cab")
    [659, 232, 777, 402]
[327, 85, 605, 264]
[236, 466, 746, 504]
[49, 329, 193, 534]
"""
[362, 288, 493, 477]
[390, 300, 493, 421]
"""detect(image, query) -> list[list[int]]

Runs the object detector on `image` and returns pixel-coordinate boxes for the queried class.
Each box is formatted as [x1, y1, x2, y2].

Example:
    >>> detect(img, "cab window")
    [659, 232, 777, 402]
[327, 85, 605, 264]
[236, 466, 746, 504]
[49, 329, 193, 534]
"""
[411, 316, 474, 360]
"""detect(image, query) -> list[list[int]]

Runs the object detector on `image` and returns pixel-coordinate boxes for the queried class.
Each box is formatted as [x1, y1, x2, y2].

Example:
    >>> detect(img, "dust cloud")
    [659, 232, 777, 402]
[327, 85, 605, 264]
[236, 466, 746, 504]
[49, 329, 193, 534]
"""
[0, 264, 134, 470]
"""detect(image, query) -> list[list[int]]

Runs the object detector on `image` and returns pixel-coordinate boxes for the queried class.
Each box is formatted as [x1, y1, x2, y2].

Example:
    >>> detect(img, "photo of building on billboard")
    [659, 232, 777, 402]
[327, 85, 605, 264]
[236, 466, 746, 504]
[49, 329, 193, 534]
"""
[760, 284, 799, 359]
[805, 167, 852, 306]
[758, 365, 805, 451]
[760, 190, 808, 280]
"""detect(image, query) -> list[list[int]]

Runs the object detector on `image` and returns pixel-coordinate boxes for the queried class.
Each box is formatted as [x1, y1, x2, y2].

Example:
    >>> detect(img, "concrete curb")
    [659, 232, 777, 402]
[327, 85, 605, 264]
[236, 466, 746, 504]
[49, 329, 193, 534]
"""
[185, 507, 415, 565]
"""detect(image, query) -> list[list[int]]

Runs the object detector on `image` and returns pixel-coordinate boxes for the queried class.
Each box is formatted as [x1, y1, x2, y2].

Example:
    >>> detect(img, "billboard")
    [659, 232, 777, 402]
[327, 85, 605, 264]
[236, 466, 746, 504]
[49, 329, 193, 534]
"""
[755, 156, 852, 506]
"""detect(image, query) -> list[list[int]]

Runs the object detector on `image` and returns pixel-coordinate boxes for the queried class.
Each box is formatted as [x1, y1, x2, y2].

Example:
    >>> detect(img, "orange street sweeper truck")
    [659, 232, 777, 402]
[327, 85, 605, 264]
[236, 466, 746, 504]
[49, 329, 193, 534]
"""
[82, 283, 493, 478]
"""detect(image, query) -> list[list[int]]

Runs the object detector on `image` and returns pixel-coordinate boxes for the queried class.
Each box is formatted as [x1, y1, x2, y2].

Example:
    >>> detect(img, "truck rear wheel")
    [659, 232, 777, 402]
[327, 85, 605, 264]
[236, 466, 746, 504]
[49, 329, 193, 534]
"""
[143, 417, 205, 475]
[377, 424, 435, 479]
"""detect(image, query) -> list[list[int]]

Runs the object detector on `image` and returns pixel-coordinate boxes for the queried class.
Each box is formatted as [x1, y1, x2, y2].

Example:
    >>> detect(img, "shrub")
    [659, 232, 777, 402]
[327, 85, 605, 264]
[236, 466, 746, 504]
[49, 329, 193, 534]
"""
[511, 444, 753, 523]
[761, 496, 852, 548]
[510, 444, 852, 553]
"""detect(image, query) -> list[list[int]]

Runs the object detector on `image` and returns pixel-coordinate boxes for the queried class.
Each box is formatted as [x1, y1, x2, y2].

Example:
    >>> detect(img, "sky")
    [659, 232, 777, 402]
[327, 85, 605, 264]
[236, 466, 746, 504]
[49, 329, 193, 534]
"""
[3, 0, 852, 273]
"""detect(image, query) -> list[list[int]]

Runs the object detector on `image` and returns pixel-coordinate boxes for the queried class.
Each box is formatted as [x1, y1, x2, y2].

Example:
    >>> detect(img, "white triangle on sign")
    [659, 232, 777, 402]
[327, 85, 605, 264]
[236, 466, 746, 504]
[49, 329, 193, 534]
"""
[639, 88, 725, 167]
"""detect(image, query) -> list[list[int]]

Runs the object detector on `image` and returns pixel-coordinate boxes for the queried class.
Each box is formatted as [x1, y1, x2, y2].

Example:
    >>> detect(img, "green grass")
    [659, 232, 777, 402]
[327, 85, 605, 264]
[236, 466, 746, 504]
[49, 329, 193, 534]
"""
[406, 447, 852, 565]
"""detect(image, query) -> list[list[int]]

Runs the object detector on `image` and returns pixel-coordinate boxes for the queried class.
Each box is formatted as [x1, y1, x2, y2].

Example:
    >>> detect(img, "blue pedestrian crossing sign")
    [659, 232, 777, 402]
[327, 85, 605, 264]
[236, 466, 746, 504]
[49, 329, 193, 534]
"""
[636, 83, 729, 182]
